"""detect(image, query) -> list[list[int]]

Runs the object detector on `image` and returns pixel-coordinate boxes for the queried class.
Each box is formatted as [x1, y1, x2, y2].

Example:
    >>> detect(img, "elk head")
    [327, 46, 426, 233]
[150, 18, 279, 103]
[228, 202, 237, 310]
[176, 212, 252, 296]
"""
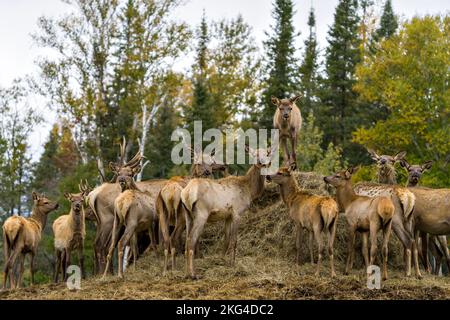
[272, 95, 300, 121]
[368, 149, 406, 168]
[400, 159, 433, 187]
[189, 146, 228, 178]
[32, 191, 59, 213]
[266, 164, 295, 183]
[245, 144, 276, 168]
[323, 167, 360, 187]
[64, 192, 85, 217]
[109, 138, 143, 191]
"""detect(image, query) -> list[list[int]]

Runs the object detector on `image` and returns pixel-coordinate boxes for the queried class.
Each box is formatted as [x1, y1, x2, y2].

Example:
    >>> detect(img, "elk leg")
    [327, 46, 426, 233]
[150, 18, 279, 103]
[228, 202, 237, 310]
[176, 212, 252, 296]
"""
[382, 220, 392, 280]
[223, 218, 232, 256]
[369, 223, 379, 267]
[17, 254, 25, 288]
[64, 249, 71, 282]
[308, 231, 314, 264]
[184, 211, 193, 275]
[54, 250, 61, 283]
[103, 215, 121, 278]
[345, 229, 356, 275]
[281, 137, 289, 167]
[436, 235, 450, 275]
[5, 248, 21, 289]
[228, 217, 241, 266]
[295, 224, 303, 265]
[132, 233, 138, 271]
[313, 225, 324, 277]
[328, 217, 337, 277]
[186, 212, 208, 279]
[392, 215, 414, 277]
[78, 245, 85, 279]
[118, 225, 136, 278]
[170, 215, 185, 270]
[361, 232, 369, 269]
[418, 231, 430, 272]
[412, 229, 422, 279]
[290, 134, 297, 169]
[159, 206, 171, 274]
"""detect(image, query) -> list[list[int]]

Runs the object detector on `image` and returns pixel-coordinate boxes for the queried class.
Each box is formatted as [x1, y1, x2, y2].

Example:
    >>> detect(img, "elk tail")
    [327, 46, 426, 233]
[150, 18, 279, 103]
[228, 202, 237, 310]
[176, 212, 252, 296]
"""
[378, 197, 395, 227]
[320, 199, 338, 230]
[395, 188, 415, 221]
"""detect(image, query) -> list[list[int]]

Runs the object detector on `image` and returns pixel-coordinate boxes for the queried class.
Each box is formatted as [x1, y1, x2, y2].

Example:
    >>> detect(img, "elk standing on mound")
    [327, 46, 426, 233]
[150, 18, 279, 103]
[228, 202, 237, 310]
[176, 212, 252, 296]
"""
[103, 160, 158, 278]
[157, 149, 226, 273]
[267, 166, 338, 277]
[181, 146, 274, 279]
[325, 167, 394, 280]
[53, 189, 89, 283]
[2, 192, 59, 289]
[272, 95, 302, 169]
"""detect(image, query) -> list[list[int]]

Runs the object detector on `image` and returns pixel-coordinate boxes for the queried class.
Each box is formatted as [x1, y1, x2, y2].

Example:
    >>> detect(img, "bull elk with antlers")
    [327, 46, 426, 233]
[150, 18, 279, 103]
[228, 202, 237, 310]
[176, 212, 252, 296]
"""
[103, 155, 159, 278]
[267, 166, 338, 277]
[2, 192, 59, 289]
[87, 138, 167, 274]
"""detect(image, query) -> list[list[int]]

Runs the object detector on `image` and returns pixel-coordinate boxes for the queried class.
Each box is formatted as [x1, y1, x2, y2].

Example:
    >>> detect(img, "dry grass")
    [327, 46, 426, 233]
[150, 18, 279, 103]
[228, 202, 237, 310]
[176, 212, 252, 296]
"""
[1, 172, 449, 300]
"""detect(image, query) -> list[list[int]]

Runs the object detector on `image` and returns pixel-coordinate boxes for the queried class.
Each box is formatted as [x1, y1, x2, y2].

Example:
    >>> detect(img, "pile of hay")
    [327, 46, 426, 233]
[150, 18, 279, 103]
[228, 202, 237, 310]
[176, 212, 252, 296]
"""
[201, 171, 405, 269]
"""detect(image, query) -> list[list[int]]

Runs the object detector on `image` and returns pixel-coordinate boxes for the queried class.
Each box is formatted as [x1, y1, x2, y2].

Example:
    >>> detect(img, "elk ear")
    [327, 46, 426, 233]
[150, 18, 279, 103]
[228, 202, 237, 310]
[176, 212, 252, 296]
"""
[367, 148, 380, 161]
[345, 166, 359, 178]
[32, 191, 39, 201]
[64, 192, 71, 200]
[289, 95, 301, 104]
[399, 159, 410, 169]
[421, 160, 433, 171]
[288, 163, 296, 173]
[109, 162, 119, 173]
[271, 96, 280, 106]
[132, 165, 142, 175]
[394, 151, 407, 161]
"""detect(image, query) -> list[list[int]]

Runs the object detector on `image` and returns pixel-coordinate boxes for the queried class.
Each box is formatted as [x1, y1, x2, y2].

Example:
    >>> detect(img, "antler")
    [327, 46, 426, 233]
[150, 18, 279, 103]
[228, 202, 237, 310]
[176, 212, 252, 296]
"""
[119, 136, 127, 165]
[79, 179, 92, 196]
[124, 150, 143, 169]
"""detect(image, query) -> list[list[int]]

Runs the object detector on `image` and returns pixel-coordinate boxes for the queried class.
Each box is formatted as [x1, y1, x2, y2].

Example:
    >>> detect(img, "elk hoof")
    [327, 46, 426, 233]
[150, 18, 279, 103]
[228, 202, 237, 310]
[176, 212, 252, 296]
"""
[331, 272, 337, 278]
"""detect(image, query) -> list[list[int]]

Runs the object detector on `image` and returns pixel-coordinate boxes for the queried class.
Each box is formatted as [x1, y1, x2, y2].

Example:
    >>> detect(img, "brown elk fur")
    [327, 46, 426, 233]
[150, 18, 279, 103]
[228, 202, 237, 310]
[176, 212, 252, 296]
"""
[325, 168, 394, 280]
[2, 192, 58, 289]
[53, 192, 87, 282]
[267, 166, 338, 277]
[272, 95, 302, 168]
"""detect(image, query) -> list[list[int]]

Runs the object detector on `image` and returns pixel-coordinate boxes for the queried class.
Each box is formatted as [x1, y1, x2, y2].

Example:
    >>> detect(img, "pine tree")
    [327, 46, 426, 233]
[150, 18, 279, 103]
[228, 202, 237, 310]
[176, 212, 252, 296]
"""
[376, 0, 398, 40]
[299, 7, 320, 116]
[184, 14, 216, 136]
[260, 0, 299, 128]
[320, 0, 363, 163]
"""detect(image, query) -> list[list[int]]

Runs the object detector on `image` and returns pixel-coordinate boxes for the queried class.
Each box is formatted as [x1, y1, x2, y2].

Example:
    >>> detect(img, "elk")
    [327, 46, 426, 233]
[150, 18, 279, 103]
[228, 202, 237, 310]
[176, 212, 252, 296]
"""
[103, 158, 159, 278]
[272, 95, 302, 169]
[367, 149, 406, 184]
[2, 192, 59, 289]
[181, 146, 274, 279]
[157, 149, 226, 274]
[267, 166, 338, 277]
[52, 190, 88, 282]
[399, 158, 450, 275]
[87, 139, 167, 274]
[325, 167, 394, 280]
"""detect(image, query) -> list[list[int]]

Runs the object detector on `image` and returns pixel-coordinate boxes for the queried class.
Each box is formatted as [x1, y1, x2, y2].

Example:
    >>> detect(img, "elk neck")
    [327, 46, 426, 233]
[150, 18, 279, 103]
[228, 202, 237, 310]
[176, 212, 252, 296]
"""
[335, 182, 358, 212]
[29, 205, 48, 232]
[69, 208, 85, 234]
[378, 165, 396, 184]
[278, 176, 301, 208]
[243, 165, 266, 201]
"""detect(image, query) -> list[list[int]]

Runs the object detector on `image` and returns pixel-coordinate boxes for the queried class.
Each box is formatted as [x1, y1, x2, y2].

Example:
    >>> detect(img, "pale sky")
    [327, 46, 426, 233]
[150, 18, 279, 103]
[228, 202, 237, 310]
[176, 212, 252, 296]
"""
[0, 0, 448, 158]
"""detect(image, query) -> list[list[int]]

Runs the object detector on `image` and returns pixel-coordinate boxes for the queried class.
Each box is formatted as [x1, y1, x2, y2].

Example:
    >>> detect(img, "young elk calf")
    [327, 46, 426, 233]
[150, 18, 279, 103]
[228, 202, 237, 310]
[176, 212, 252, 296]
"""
[103, 161, 158, 278]
[272, 95, 302, 169]
[324, 167, 394, 280]
[3, 192, 59, 289]
[53, 190, 88, 282]
[267, 166, 338, 277]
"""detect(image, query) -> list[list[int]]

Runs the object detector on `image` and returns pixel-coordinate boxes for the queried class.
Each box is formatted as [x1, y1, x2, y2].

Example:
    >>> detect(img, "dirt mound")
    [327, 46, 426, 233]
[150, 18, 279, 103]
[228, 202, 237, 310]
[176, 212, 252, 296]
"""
[1, 171, 449, 300]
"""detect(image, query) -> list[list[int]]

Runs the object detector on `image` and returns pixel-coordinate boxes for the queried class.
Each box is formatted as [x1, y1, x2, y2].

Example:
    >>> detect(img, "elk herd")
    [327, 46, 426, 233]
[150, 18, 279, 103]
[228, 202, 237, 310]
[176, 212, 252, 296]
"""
[1, 94, 449, 290]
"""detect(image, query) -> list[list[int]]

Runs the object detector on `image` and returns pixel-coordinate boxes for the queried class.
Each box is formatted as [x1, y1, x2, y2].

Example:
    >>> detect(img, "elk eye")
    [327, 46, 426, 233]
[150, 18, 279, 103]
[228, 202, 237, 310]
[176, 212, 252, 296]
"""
[44, 201, 49, 204]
